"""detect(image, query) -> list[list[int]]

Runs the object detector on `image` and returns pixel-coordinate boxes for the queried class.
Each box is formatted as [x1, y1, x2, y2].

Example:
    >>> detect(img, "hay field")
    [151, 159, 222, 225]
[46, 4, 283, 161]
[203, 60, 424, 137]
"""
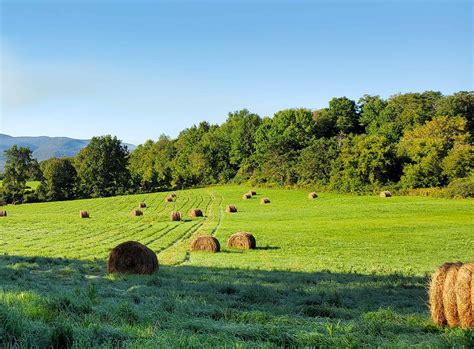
[0, 186, 473, 347]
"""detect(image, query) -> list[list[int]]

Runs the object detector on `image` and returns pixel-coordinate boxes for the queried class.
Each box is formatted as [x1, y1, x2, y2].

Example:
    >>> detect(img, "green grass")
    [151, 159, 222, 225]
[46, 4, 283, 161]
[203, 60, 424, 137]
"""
[0, 186, 473, 347]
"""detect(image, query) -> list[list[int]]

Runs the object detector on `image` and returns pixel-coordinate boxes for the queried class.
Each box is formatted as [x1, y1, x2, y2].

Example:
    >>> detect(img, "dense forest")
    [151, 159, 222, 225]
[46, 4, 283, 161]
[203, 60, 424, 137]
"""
[1, 91, 473, 204]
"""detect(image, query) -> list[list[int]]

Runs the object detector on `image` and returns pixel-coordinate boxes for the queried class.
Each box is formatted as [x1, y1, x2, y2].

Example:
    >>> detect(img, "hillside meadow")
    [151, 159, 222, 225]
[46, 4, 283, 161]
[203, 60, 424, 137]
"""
[0, 186, 473, 347]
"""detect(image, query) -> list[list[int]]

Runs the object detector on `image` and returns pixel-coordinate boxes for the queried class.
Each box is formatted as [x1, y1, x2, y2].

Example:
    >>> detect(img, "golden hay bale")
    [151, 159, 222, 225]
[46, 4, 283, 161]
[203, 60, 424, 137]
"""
[308, 192, 318, 199]
[170, 211, 182, 221]
[170, 193, 177, 198]
[165, 196, 174, 202]
[455, 262, 474, 328]
[225, 205, 237, 213]
[260, 197, 270, 204]
[131, 209, 143, 217]
[227, 232, 256, 250]
[189, 208, 203, 217]
[0, 210, 6, 217]
[139, 202, 146, 208]
[443, 262, 463, 327]
[79, 210, 89, 218]
[250, 190, 257, 195]
[380, 191, 392, 197]
[429, 262, 455, 326]
[190, 235, 220, 252]
[107, 241, 158, 275]
[242, 193, 252, 199]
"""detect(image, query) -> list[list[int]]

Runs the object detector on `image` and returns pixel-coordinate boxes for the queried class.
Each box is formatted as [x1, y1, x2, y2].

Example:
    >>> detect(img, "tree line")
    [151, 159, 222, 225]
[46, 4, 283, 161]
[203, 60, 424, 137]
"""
[1, 90, 473, 204]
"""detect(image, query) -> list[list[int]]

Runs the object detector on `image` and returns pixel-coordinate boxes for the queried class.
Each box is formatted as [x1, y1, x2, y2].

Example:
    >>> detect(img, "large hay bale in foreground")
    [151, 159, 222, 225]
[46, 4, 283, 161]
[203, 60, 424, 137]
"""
[242, 193, 252, 199]
[79, 210, 89, 218]
[165, 196, 174, 202]
[107, 241, 158, 274]
[260, 197, 270, 204]
[0, 210, 6, 217]
[227, 232, 256, 250]
[380, 191, 392, 197]
[139, 202, 146, 208]
[170, 211, 182, 221]
[191, 235, 220, 252]
[189, 208, 203, 217]
[225, 205, 237, 213]
[131, 209, 143, 217]
[429, 262, 474, 328]
[308, 192, 318, 199]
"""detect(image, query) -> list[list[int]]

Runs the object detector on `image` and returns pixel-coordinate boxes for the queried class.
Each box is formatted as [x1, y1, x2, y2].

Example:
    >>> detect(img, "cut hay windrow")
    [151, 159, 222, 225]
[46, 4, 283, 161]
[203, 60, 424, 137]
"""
[79, 210, 89, 218]
[139, 202, 147, 208]
[260, 197, 270, 204]
[131, 209, 143, 217]
[190, 235, 220, 252]
[225, 205, 237, 213]
[429, 262, 474, 328]
[0, 210, 6, 217]
[189, 208, 203, 217]
[227, 232, 256, 250]
[107, 241, 158, 275]
[308, 192, 318, 199]
[170, 211, 182, 221]
[380, 191, 392, 198]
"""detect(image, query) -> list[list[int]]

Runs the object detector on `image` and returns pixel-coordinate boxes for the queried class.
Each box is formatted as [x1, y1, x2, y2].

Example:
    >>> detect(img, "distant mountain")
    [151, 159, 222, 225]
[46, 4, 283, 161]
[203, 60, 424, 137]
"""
[0, 134, 136, 172]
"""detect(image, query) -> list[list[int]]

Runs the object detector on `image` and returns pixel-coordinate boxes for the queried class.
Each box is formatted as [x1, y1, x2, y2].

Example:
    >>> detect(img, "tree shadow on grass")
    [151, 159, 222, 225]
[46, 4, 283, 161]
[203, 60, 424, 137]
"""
[0, 254, 463, 348]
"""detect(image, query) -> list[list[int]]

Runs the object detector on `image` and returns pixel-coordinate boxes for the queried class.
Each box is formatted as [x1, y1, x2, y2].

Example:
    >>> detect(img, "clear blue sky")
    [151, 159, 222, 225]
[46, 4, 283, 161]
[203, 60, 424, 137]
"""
[0, 0, 472, 145]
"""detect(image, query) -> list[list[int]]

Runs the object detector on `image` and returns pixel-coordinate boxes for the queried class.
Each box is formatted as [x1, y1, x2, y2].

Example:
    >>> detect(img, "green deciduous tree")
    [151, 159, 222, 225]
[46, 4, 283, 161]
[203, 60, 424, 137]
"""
[38, 158, 78, 201]
[1, 145, 35, 203]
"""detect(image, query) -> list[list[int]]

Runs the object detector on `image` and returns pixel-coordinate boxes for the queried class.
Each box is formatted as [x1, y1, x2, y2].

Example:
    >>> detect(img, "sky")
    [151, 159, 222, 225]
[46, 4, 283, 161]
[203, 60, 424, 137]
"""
[0, 0, 472, 145]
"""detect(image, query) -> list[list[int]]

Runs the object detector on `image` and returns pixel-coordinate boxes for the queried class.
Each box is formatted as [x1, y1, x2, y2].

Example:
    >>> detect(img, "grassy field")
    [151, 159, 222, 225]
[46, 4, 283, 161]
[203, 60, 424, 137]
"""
[0, 186, 473, 347]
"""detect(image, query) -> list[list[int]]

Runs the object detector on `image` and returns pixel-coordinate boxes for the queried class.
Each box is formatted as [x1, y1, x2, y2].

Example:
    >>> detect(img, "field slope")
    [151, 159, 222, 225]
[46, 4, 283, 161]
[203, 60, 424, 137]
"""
[0, 186, 473, 347]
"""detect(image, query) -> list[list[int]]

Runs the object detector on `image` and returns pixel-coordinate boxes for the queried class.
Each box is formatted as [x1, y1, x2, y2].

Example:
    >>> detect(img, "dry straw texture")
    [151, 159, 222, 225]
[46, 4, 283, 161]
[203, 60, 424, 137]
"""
[0, 210, 6, 217]
[107, 241, 158, 275]
[242, 193, 252, 199]
[79, 210, 89, 218]
[190, 235, 220, 252]
[260, 197, 270, 204]
[189, 208, 203, 217]
[308, 192, 318, 199]
[170, 211, 182, 221]
[139, 202, 147, 208]
[429, 262, 473, 328]
[227, 232, 256, 250]
[380, 191, 392, 197]
[225, 205, 237, 213]
[131, 209, 143, 217]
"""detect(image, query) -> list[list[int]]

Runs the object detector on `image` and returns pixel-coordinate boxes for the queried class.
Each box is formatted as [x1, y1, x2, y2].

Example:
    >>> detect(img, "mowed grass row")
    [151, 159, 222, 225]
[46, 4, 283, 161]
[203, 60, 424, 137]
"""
[1, 186, 473, 347]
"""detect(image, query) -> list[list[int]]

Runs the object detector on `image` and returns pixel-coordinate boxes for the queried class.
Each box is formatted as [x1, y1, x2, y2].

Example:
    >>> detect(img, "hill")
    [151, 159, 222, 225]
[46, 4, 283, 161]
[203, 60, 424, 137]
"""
[0, 186, 473, 347]
[0, 134, 135, 171]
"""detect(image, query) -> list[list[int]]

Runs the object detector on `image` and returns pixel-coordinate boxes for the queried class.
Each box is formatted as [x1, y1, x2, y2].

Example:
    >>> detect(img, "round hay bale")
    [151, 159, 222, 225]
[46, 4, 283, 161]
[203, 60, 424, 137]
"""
[79, 210, 89, 218]
[131, 209, 143, 217]
[139, 202, 146, 208]
[170, 211, 182, 221]
[0, 210, 6, 217]
[429, 262, 455, 326]
[380, 191, 392, 198]
[442, 262, 463, 327]
[189, 208, 203, 217]
[225, 205, 237, 213]
[170, 193, 177, 198]
[250, 190, 257, 195]
[190, 235, 220, 252]
[242, 193, 252, 199]
[107, 241, 158, 274]
[455, 262, 474, 328]
[308, 192, 318, 199]
[165, 196, 174, 202]
[260, 197, 270, 204]
[227, 232, 256, 250]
